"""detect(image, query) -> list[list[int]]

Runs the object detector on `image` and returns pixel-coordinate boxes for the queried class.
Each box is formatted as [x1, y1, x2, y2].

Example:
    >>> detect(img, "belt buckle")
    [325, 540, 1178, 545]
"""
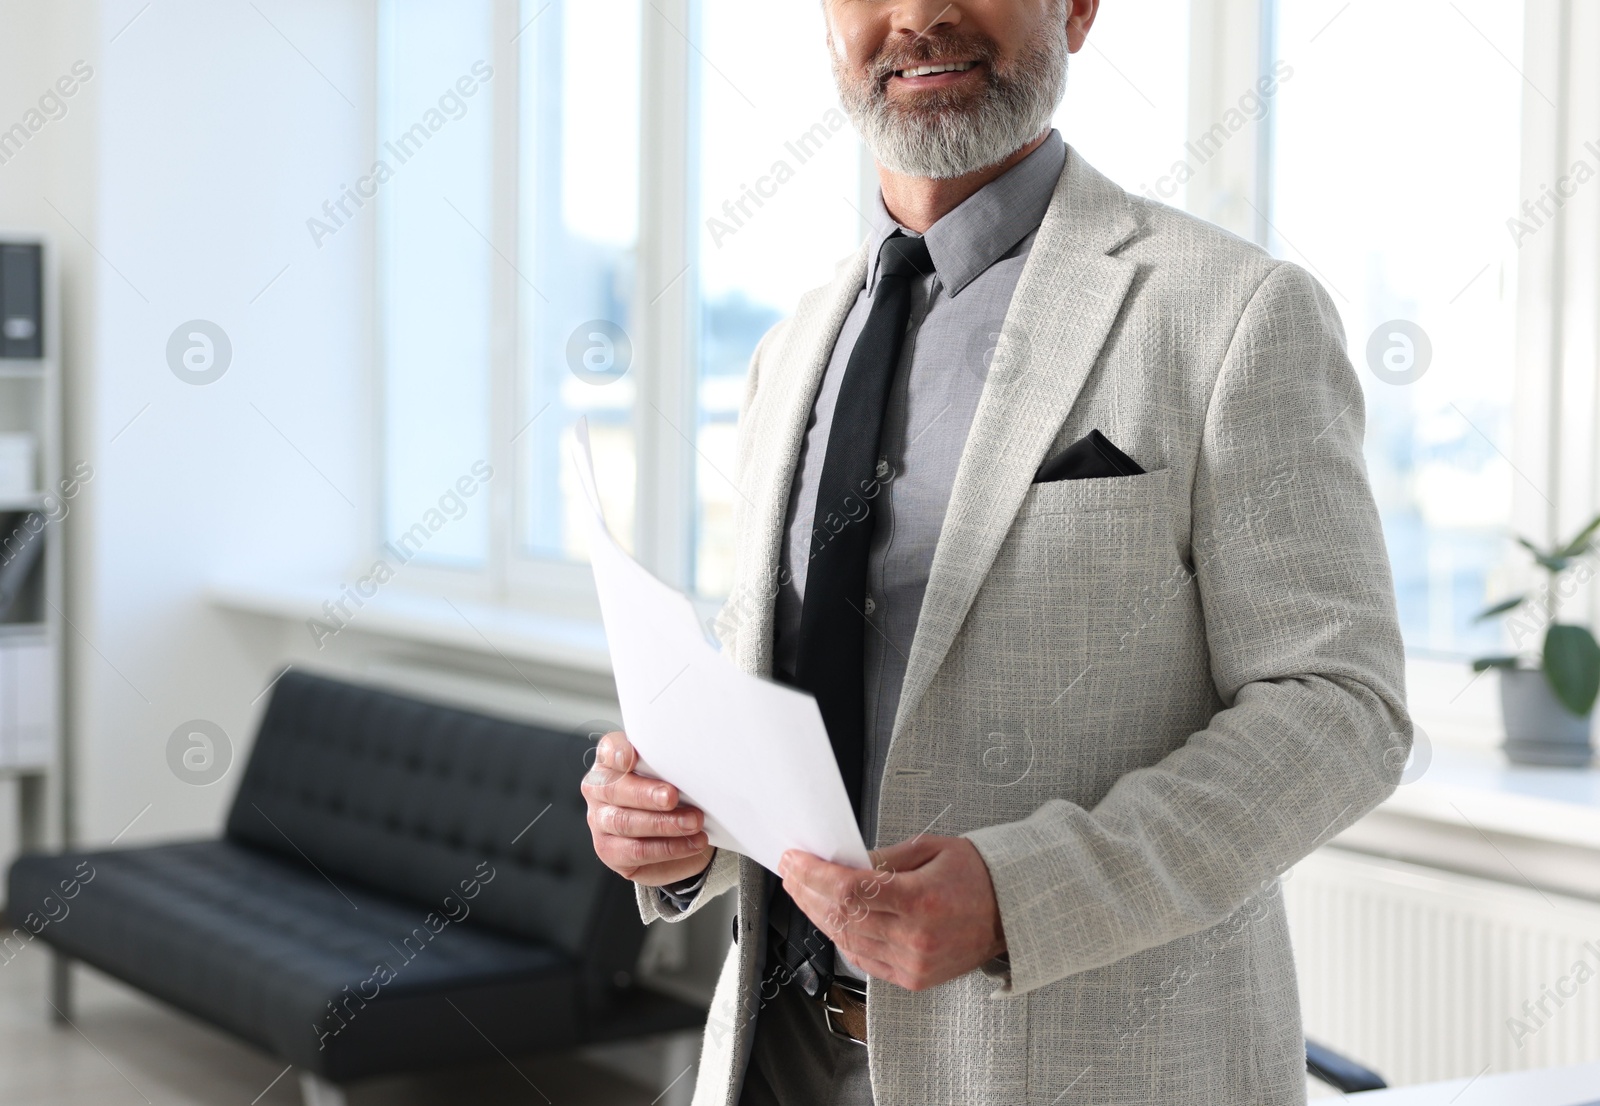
[822, 980, 868, 1046]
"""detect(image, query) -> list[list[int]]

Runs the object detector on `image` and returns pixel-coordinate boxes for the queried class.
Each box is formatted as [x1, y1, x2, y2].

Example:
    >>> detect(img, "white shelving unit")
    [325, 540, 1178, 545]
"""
[0, 232, 63, 860]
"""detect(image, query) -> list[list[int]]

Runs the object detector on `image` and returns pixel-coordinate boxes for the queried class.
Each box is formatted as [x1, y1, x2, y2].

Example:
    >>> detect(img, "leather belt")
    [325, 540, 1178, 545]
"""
[820, 978, 868, 1046]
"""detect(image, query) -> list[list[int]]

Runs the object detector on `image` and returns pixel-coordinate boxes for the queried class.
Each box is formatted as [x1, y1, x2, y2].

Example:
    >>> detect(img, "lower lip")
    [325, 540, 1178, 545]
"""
[889, 64, 981, 91]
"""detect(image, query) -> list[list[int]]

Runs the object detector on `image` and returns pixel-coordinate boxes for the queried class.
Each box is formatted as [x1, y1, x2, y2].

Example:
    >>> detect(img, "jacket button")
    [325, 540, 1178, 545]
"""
[732, 913, 739, 943]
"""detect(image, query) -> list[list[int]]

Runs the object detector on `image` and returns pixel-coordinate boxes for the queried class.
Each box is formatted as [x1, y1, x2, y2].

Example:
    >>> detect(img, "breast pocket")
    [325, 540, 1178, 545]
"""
[946, 469, 1182, 802]
[1016, 467, 1172, 519]
[1006, 468, 1181, 605]
[948, 468, 1192, 804]
[983, 469, 1182, 673]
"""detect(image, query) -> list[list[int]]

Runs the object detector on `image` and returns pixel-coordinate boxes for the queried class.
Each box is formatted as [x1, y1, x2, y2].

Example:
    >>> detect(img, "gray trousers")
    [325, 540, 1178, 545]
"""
[736, 979, 873, 1106]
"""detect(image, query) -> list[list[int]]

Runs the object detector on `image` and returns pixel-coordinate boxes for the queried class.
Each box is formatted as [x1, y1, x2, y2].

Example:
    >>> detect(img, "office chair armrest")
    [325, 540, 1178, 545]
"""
[1306, 1038, 1388, 1093]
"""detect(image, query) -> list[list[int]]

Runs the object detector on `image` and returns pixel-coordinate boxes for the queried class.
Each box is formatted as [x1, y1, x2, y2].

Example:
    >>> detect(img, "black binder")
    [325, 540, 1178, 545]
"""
[0, 513, 45, 620]
[0, 242, 43, 359]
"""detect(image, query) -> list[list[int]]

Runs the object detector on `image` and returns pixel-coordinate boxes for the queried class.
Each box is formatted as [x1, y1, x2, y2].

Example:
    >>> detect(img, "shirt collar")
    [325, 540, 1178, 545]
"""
[865, 129, 1067, 297]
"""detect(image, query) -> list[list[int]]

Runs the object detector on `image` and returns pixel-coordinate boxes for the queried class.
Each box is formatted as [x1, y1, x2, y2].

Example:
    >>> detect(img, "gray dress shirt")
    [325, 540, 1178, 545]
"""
[659, 133, 1066, 933]
[773, 131, 1067, 846]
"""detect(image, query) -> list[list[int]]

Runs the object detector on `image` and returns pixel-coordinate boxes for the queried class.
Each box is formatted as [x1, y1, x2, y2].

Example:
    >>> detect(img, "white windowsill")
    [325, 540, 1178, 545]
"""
[1377, 741, 1600, 853]
[207, 575, 613, 677]
[1389, 656, 1600, 856]
[208, 578, 1600, 856]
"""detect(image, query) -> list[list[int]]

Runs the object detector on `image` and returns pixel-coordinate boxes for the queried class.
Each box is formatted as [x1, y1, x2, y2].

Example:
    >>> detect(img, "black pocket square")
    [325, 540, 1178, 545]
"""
[1033, 429, 1146, 483]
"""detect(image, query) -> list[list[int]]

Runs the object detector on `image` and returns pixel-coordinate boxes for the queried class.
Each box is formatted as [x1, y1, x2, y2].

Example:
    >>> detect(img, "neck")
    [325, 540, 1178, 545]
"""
[877, 131, 1050, 234]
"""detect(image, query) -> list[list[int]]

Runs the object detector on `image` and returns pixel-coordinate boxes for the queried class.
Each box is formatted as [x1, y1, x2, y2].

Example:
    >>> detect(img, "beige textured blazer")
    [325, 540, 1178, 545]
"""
[638, 147, 1409, 1106]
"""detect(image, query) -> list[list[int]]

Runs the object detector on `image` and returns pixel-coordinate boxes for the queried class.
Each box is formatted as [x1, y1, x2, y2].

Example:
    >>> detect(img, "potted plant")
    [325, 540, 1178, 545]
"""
[1473, 515, 1600, 767]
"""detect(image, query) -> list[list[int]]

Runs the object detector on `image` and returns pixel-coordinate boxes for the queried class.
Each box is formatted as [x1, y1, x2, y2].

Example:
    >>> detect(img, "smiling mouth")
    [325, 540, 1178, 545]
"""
[893, 60, 978, 78]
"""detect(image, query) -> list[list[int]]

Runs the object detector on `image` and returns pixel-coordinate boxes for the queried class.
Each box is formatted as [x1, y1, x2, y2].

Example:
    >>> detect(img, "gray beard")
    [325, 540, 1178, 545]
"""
[835, 25, 1069, 180]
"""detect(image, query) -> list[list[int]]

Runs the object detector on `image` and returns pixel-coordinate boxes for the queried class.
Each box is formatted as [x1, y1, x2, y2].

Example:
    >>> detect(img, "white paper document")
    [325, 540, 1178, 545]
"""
[571, 420, 871, 875]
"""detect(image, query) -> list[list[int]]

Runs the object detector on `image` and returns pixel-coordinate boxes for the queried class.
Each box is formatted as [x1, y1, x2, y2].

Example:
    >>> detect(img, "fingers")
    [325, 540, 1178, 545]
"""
[834, 947, 908, 989]
[789, 876, 896, 939]
[827, 920, 937, 992]
[782, 851, 903, 921]
[581, 764, 680, 812]
[781, 837, 1001, 994]
[590, 802, 704, 839]
[781, 852, 893, 905]
[826, 915, 902, 964]
[828, 907, 968, 993]
[629, 850, 718, 889]
[781, 855, 904, 945]
[596, 731, 638, 773]
[595, 828, 712, 870]
[579, 732, 718, 886]
[870, 834, 943, 874]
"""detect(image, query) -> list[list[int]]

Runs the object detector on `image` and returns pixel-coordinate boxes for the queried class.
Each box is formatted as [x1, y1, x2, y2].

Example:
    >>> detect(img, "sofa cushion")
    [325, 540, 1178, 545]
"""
[5, 673, 708, 1082]
[6, 840, 604, 1077]
[222, 671, 641, 992]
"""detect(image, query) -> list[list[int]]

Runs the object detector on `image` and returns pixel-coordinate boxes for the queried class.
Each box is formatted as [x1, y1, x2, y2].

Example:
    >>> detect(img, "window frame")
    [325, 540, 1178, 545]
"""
[1248, 0, 1596, 730]
[376, 0, 1596, 666]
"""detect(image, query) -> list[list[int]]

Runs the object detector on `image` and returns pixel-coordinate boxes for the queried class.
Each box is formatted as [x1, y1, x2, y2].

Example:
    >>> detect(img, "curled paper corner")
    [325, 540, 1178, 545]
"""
[569, 417, 605, 528]
[570, 410, 869, 874]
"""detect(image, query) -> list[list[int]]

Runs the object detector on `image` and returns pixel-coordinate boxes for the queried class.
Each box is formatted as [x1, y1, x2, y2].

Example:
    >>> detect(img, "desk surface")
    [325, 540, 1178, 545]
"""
[1355, 1061, 1600, 1104]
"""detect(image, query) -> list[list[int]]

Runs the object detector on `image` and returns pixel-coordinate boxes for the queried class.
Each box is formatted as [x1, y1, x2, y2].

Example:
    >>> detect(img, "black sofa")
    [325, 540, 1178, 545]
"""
[7, 670, 703, 1099]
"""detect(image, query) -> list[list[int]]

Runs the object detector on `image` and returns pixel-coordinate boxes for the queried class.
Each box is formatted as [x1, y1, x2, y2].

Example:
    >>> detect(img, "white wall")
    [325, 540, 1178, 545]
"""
[82, 0, 375, 846]
[2, 0, 377, 873]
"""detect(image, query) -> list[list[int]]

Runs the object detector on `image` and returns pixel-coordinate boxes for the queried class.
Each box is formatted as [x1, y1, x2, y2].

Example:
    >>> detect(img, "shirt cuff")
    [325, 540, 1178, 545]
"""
[656, 866, 711, 912]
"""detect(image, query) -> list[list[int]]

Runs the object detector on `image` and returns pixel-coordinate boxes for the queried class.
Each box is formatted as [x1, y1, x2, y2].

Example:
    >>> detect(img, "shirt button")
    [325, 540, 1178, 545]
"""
[875, 459, 890, 479]
[864, 597, 877, 615]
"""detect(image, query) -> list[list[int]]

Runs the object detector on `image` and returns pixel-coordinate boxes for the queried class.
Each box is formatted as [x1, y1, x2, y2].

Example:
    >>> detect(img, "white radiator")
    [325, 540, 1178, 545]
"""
[1285, 846, 1600, 1088]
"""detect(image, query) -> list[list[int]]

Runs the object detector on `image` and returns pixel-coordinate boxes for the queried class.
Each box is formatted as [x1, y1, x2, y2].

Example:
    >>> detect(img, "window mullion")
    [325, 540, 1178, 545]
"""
[1517, 0, 1600, 628]
[1184, 0, 1270, 243]
[489, 0, 523, 602]
[633, 0, 696, 588]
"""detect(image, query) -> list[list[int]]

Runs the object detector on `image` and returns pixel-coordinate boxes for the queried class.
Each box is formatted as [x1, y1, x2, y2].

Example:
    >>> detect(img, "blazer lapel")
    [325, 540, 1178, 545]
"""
[731, 244, 869, 677]
[892, 149, 1145, 743]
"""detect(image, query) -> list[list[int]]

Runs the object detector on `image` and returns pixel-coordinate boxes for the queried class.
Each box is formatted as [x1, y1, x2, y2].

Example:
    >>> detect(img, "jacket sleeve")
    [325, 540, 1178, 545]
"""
[966, 261, 1410, 996]
[635, 845, 742, 923]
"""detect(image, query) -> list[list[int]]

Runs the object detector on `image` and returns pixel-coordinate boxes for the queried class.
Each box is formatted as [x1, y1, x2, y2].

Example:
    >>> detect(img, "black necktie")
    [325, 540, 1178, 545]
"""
[771, 231, 934, 996]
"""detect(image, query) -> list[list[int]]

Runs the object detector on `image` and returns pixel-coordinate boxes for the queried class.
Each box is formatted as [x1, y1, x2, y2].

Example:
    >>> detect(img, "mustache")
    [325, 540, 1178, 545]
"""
[866, 32, 1001, 85]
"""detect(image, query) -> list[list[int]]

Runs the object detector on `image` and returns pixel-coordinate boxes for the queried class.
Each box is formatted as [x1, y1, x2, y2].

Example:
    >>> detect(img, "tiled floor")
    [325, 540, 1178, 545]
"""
[0, 947, 674, 1105]
[0, 940, 1340, 1103]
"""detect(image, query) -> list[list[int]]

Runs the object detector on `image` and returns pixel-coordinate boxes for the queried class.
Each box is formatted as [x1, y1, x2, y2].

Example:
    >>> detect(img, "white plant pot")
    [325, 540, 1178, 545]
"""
[1499, 667, 1595, 768]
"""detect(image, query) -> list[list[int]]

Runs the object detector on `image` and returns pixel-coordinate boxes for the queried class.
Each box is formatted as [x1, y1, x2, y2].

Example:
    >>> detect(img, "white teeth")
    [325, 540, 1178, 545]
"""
[898, 61, 975, 78]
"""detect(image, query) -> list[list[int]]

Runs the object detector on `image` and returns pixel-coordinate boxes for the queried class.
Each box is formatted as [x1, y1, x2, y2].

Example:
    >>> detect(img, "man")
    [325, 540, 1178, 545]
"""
[582, 0, 1409, 1103]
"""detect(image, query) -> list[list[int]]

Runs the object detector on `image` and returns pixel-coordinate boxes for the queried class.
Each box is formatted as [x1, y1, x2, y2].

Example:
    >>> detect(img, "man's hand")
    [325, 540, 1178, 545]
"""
[779, 835, 1006, 992]
[581, 731, 714, 887]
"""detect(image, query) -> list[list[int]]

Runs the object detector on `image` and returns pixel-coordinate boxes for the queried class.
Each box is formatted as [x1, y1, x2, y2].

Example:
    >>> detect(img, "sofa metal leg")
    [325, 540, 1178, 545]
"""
[297, 1071, 349, 1106]
[49, 952, 72, 1023]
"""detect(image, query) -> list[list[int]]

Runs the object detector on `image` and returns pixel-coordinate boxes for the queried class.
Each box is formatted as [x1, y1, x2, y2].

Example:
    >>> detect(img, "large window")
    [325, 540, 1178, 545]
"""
[380, 0, 642, 599]
[378, 1, 495, 568]
[1267, 0, 1525, 657]
[1054, 0, 1192, 205]
[378, 0, 1200, 605]
[689, 1, 862, 595]
[377, 0, 1556, 664]
[518, 0, 642, 561]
